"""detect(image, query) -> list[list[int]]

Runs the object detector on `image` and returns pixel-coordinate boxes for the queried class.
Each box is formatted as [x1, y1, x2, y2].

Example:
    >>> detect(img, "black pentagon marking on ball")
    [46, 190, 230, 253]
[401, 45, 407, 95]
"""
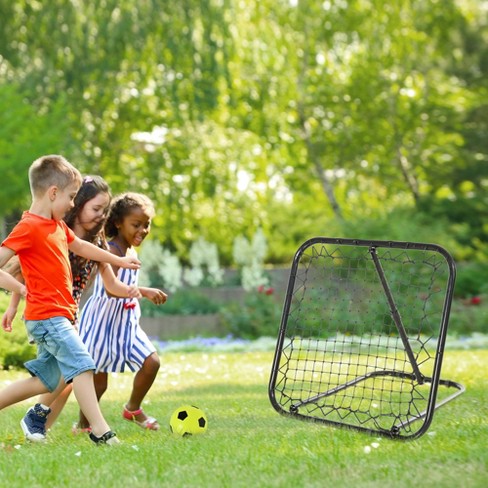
[178, 410, 189, 421]
[198, 417, 206, 428]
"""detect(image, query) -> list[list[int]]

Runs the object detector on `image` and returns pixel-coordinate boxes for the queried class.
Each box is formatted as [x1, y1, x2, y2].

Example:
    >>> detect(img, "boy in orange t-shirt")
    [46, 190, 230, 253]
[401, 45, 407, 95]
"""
[0, 155, 140, 446]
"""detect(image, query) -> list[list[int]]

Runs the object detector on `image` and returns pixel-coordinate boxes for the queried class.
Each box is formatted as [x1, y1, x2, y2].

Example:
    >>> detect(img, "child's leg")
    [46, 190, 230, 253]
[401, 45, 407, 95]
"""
[0, 377, 48, 409]
[125, 352, 160, 422]
[72, 370, 110, 437]
[43, 383, 73, 430]
[78, 372, 108, 429]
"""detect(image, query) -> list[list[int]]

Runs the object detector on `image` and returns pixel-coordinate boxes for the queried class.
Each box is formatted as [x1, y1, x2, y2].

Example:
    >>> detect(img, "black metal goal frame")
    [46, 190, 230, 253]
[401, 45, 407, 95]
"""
[268, 237, 465, 440]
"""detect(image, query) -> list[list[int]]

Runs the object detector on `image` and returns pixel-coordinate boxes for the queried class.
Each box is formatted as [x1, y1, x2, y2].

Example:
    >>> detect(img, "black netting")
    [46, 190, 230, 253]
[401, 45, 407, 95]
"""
[269, 239, 463, 439]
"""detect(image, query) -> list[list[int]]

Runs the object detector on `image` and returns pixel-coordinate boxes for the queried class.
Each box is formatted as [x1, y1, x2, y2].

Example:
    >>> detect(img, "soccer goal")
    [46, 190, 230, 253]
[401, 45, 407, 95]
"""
[268, 238, 465, 440]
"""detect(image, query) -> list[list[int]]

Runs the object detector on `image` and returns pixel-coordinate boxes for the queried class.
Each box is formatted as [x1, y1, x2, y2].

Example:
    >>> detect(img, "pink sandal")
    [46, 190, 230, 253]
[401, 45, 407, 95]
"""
[122, 405, 159, 431]
[72, 422, 92, 435]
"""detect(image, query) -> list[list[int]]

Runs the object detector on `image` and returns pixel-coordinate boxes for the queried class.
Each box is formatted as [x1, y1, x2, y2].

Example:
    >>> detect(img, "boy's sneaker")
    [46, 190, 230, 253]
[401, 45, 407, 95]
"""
[20, 403, 51, 442]
[89, 430, 120, 446]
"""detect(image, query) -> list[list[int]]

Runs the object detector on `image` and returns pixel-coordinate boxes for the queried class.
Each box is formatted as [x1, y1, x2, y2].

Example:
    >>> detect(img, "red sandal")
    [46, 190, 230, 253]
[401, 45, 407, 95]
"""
[122, 405, 159, 431]
[72, 422, 92, 435]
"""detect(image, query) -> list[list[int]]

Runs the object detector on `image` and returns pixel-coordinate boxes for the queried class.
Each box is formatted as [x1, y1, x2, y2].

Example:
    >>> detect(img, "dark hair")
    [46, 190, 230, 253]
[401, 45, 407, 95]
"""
[64, 175, 111, 237]
[105, 192, 155, 238]
[65, 175, 111, 277]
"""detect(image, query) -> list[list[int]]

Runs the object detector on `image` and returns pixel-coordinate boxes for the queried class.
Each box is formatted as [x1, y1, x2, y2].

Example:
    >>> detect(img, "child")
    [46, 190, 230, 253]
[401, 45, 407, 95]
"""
[78, 192, 167, 431]
[1, 175, 142, 440]
[0, 155, 141, 446]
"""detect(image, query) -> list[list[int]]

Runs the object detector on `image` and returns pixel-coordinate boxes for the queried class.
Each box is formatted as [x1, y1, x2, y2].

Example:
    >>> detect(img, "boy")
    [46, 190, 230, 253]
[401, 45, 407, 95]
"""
[0, 155, 141, 446]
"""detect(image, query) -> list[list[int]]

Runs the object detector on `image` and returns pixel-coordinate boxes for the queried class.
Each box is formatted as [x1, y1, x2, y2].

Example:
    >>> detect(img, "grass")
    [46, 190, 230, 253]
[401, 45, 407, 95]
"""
[0, 349, 487, 488]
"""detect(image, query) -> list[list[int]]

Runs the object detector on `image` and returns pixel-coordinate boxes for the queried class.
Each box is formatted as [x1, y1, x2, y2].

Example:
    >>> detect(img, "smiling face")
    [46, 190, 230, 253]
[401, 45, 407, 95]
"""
[75, 191, 110, 235]
[117, 206, 152, 248]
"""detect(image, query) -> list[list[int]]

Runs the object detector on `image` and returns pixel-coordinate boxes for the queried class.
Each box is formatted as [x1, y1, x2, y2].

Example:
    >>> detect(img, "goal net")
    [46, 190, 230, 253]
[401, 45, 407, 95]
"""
[268, 238, 464, 439]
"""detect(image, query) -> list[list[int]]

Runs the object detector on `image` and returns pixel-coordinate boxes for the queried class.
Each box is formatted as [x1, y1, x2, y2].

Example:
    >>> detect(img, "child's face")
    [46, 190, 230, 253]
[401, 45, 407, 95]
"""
[77, 192, 110, 233]
[53, 182, 80, 221]
[118, 207, 152, 248]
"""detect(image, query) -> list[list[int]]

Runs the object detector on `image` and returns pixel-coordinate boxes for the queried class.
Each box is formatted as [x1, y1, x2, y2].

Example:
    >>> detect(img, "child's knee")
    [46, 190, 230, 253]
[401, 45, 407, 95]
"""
[146, 353, 160, 371]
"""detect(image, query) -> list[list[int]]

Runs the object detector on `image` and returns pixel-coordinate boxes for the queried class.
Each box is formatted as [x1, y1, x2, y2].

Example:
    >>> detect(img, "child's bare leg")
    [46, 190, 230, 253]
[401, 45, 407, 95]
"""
[78, 372, 108, 429]
[44, 383, 73, 430]
[38, 377, 67, 408]
[126, 352, 160, 423]
[0, 377, 48, 409]
[72, 370, 110, 437]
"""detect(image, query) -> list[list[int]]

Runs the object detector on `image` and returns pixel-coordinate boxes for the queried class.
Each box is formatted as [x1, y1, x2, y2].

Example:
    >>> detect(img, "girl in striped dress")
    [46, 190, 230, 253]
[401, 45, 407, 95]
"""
[78, 192, 167, 431]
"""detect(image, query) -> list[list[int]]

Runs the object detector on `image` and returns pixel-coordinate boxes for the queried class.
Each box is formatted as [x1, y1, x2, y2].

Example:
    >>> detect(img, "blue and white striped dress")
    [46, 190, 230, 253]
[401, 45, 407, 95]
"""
[78, 263, 156, 373]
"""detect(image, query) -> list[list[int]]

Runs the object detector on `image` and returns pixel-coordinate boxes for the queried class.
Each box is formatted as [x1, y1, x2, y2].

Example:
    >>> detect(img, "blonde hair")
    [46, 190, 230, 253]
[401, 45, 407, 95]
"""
[28, 155, 82, 197]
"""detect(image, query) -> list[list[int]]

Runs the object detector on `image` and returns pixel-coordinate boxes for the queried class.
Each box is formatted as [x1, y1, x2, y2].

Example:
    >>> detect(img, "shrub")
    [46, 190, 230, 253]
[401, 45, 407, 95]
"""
[220, 286, 282, 339]
[454, 262, 488, 298]
[0, 294, 35, 370]
[140, 288, 220, 317]
[447, 294, 488, 335]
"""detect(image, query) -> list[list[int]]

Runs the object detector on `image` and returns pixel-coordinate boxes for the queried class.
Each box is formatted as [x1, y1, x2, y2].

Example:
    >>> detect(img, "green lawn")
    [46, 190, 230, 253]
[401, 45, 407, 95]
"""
[0, 350, 487, 488]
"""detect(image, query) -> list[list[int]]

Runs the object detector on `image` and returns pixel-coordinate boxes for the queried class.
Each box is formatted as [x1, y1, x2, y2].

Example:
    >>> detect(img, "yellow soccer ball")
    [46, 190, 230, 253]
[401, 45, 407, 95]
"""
[170, 405, 208, 437]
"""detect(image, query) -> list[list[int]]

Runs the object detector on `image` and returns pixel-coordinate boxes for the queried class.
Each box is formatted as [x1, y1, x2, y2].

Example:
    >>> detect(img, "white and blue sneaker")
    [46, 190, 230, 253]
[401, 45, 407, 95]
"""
[20, 403, 51, 442]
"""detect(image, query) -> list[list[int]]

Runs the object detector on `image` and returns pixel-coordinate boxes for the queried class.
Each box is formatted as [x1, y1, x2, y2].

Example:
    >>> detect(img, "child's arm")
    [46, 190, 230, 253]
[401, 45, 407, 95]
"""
[0, 270, 26, 297]
[138, 286, 168, 306]
[1, 291, 22, 332]
[0, 247, 26, 297]
[98, 262, 142, 299]
[0, 254, 26, 332]
[69, 237, 141, 269]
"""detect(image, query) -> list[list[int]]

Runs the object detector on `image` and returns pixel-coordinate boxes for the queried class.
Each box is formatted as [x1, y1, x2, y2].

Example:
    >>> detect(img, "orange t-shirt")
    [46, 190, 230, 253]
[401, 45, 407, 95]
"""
[2, 211, 77, 321]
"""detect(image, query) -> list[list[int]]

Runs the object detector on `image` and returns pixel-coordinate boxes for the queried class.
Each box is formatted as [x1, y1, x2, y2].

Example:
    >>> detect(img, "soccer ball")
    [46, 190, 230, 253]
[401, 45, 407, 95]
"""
[170, 405, 208, 436]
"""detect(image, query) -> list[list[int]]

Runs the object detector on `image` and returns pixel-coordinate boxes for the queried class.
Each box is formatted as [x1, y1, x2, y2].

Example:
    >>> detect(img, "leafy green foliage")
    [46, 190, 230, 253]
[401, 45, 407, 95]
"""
[0, 84, 72, 218]
[0, 0, 486, 264]
[0, 294, 35, 370]
[449, 297, 488, 335]
[454, 262, 488, 298]
[220, 287, 282, 339]
[140, 289, 220, 317]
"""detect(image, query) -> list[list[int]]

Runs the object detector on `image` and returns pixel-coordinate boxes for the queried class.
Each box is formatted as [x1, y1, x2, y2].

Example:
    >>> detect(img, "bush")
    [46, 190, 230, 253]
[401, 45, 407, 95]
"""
[0, 293, 36, 370]
[447, 294, 488, 335]
[220, 286, 282, 339]
[140, 288, 220, 317]
[454, 262, 488, 298]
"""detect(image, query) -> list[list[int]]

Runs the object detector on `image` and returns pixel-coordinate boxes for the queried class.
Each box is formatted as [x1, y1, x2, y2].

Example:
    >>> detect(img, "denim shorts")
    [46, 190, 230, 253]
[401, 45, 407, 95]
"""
[24, 316, 96, 392]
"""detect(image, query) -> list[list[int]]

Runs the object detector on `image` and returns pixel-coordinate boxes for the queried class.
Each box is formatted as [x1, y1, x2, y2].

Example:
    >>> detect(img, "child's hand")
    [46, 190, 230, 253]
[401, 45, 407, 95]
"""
[118, 256, 141, 269]
[127, 285, 143, 299]
[144, 288, 168, 306]
[1, 308, 16, 333]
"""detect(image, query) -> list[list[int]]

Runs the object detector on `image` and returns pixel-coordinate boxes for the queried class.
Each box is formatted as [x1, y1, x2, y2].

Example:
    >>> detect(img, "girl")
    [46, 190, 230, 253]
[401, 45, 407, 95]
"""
[78, 192, 166, 431]
[1, 176, 148, 440]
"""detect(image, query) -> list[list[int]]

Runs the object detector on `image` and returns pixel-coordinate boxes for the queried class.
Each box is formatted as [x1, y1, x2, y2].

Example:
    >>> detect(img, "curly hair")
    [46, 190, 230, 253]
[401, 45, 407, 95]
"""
[105, 192, 155, 239]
